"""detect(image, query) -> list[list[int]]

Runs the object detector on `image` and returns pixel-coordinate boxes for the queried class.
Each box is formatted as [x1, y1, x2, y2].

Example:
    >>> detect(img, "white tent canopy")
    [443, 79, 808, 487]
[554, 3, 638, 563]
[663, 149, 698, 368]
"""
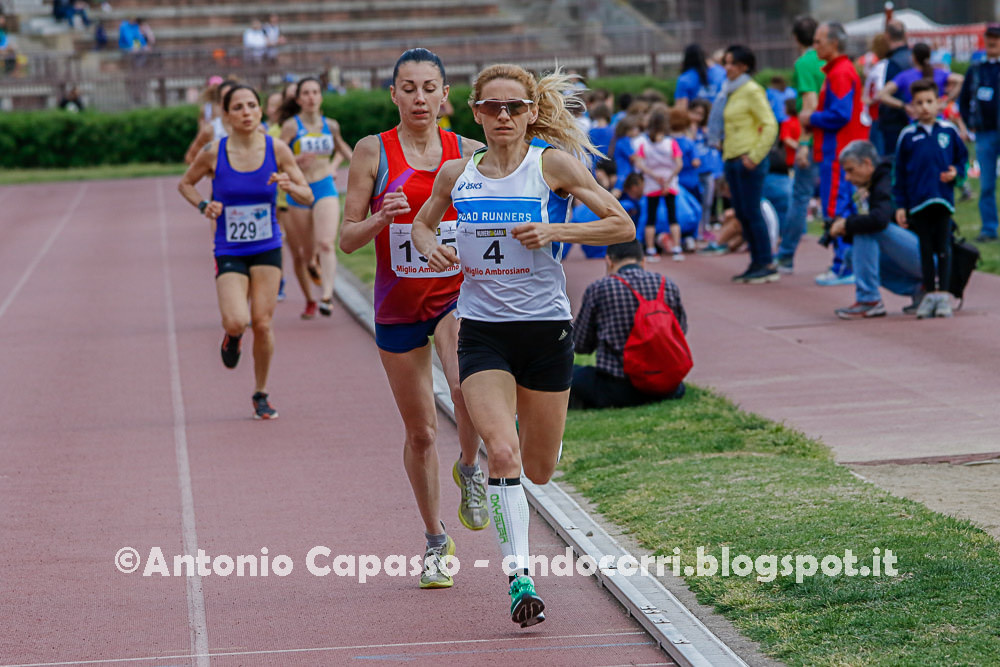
[844, 8, 951, 37]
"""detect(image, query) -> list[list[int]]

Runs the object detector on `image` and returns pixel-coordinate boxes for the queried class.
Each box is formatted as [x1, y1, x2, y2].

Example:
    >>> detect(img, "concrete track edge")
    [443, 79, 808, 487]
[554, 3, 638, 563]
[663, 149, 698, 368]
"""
[334, 272, 748, 667]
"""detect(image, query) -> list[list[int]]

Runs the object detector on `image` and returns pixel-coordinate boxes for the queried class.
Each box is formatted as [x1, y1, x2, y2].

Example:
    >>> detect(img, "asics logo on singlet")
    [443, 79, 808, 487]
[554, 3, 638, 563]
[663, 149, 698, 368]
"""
[490, 494, 509, 544]
[457, 181, 483, 191]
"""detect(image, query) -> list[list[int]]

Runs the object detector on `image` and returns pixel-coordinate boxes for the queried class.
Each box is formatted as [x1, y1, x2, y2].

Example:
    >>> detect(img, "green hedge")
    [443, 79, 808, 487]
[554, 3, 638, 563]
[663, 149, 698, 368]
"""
[0, 106, 198, 168]
[0, 75, 685, 168]
[0, 68, 803, 169]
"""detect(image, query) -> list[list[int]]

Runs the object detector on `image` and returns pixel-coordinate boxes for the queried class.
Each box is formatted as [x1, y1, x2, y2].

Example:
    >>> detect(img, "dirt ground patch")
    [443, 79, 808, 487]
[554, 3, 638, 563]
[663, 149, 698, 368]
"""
[849, 461, 1000, 540]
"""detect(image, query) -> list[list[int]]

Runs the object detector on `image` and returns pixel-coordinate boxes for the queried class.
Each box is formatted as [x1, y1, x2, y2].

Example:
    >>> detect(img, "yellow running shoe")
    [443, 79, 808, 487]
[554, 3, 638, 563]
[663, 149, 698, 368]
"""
[452, 460, 490, 530]
[419, 535, 456, 589]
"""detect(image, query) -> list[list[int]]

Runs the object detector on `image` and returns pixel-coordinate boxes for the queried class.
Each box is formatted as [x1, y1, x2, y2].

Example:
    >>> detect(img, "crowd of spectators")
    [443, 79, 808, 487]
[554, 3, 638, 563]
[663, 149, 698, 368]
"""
[244, 15, 285, 64]
[5, 8, 992, 403]
[566, 14, 993, 408]
[567, 15, 986, 329]
[0, 13, 20, 75]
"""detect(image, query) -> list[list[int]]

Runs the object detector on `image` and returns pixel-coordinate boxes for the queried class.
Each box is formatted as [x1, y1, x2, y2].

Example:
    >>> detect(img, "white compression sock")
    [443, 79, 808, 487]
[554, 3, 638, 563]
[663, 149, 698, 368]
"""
[487, 477, 531, 577]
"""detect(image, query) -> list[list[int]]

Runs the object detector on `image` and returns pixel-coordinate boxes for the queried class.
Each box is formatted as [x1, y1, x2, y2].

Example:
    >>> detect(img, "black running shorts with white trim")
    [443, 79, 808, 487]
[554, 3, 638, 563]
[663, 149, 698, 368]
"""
[215, 247, 283, 277]
[458, 319, 574, 392]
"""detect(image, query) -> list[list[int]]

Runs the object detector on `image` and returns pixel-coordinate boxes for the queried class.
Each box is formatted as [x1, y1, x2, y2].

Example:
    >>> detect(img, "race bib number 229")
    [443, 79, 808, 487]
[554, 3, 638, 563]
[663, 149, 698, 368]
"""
[225, 203, 273, 243]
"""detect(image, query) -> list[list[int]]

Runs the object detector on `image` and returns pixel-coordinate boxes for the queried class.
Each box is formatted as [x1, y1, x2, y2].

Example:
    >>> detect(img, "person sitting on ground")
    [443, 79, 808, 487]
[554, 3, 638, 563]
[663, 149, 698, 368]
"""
[829, 140, 924, 319]
[700, 179, 778, 254]
[700, 199, 779, 255]
[58, 85, 85, 112]
[571, 240, 687, 409]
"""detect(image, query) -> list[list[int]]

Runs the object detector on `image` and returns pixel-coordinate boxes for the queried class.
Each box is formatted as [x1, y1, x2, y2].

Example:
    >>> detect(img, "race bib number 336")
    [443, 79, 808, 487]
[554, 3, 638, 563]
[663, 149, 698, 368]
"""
[300, 135, 334, 155]
[225, 203, 273, 243]
[389, 220, 460, 278]
[457, 222, 534, 280]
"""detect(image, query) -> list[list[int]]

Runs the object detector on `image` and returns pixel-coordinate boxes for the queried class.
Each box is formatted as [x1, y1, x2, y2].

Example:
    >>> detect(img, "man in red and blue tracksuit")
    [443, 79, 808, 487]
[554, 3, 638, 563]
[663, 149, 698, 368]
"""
[807, 22, 867, 283]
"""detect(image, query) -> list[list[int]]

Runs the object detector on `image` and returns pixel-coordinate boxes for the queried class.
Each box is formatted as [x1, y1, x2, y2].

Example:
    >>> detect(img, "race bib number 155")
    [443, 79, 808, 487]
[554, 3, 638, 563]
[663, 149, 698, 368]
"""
[389, 220, 460, 278]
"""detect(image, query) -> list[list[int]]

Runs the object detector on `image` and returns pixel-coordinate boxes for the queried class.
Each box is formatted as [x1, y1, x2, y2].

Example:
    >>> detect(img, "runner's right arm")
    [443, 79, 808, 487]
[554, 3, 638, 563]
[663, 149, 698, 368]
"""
[178, 142, 222, 220]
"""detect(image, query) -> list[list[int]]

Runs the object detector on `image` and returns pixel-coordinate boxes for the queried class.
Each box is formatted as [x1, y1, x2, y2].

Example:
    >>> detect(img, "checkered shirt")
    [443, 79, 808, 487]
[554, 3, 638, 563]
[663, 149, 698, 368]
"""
[573, 264, 687, 379]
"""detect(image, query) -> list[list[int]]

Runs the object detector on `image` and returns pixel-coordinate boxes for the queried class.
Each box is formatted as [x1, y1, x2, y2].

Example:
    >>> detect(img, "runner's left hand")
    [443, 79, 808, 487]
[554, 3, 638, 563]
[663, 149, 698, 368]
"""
[511, 223, 553, 249]
[268, 172, 292, 190]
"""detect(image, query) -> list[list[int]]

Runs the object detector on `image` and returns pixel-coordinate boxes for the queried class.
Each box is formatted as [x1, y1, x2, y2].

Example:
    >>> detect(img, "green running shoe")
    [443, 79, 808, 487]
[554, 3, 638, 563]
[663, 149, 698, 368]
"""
[452, 460, 489, 530]
[419, 535, 456, 589]
[509, 575, 545, 627]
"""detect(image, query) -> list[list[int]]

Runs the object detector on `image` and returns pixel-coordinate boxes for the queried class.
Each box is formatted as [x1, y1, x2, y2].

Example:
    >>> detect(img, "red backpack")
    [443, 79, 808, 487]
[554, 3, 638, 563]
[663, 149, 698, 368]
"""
[612, 275, 693, 395]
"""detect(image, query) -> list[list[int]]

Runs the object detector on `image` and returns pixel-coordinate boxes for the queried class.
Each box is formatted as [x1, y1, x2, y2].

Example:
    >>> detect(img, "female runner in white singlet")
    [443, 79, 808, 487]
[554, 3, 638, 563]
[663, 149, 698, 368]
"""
[411, 64, 633, 627]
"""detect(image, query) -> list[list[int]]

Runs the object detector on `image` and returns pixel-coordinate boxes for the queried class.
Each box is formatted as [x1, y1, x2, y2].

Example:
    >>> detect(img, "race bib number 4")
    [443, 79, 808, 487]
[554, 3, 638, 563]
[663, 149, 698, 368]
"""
[389, 220, 460, 278]
[457, 222, 534, 280]
[300, 134, 334, 155]
[225, 203, 273, 243]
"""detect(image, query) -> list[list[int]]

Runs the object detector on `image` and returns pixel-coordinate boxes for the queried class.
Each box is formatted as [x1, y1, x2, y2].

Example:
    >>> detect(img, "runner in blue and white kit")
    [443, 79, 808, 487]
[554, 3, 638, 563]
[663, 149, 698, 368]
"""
[412, 64, 633, 628]
[179, 84, 313, 419]
[279, 77, 354, 319]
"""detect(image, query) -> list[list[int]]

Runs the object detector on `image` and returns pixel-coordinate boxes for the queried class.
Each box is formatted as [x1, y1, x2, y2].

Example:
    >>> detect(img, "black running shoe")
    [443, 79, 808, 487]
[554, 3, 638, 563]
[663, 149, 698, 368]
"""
[318, 298, 333, 317]
[252, 392, 278, 420]
[220, 334, 242, 369]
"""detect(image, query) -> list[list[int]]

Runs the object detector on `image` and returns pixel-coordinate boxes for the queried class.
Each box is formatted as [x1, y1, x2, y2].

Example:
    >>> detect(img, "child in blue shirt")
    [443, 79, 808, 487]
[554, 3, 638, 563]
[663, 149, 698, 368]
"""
[893, 79, 968, 319]
[587, 104, 615, 161]
[671, 108, 701, 200]
[611, 115, 639, 195]
[689, 99, 721, 239]
[617, 172, 644, 233]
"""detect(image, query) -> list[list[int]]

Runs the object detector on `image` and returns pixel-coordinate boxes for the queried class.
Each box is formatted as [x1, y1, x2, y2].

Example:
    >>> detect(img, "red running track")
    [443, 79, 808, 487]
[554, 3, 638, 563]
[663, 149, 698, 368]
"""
[0, 178, 673, 667]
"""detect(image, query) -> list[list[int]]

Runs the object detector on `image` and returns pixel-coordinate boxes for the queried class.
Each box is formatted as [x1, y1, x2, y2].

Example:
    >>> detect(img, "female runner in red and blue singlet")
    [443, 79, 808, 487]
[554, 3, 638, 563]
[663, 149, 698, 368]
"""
[341, 48, 486, 589]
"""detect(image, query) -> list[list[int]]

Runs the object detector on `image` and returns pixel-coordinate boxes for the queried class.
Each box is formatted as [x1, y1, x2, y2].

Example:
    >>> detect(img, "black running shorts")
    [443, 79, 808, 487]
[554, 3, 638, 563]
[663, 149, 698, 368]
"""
[215, 247, 283, 277]
[457, 319, 574, 392]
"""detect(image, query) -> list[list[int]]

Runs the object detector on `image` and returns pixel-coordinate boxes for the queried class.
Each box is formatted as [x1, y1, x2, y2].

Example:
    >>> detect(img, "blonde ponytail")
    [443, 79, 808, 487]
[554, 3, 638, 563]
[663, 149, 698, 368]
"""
[532, 69, 601, 159]
[470, 64, 601, 160]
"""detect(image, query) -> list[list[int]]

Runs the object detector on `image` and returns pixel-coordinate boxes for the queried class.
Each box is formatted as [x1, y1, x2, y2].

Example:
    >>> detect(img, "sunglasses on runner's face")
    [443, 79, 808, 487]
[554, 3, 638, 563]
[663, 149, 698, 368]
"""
[475, 99, 534, 117]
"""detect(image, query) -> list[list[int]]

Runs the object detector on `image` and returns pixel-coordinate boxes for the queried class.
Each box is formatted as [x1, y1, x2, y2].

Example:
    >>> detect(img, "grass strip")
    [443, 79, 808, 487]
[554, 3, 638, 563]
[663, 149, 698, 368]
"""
[559, 387, 1000, 666]
[953, 180, 1000, 275]
[337, 241, 376, 287]
[337, 220, 1000, 663]
[0, 163, 187, 185]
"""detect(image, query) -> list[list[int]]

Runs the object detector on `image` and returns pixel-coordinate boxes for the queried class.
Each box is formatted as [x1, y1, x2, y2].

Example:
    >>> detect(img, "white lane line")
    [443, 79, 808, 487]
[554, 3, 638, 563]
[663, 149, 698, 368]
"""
[0, 631, 648, 667]
[156, 180, 210, 667]
[0, 185, 86, 322]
